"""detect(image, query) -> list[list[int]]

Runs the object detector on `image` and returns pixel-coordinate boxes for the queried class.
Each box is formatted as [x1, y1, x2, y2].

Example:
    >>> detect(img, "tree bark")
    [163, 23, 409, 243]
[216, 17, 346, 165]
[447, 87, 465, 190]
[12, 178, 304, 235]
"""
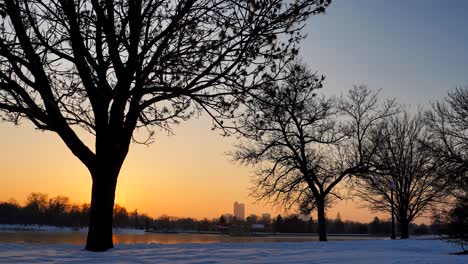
[399, 219, 409, 239]
[85, 169, 118, 251]
[85, 141, 126, 251]
[83, 126, 130, 252]
[317, 198, 327, 241]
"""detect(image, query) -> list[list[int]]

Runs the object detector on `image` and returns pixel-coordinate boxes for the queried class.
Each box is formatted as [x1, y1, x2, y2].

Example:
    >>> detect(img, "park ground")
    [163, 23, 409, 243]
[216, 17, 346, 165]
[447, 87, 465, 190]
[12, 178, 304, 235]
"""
[0, 239, 466, 263]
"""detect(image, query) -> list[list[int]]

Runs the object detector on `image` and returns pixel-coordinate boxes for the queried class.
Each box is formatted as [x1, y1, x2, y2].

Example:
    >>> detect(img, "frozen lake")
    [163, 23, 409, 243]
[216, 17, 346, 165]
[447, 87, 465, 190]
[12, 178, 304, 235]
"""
[0, 231, 384, 245]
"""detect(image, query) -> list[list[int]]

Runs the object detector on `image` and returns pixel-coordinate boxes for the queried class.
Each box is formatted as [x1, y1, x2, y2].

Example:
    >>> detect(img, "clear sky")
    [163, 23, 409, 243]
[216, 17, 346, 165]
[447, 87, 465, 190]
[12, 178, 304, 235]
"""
[1, 0, 467, 223]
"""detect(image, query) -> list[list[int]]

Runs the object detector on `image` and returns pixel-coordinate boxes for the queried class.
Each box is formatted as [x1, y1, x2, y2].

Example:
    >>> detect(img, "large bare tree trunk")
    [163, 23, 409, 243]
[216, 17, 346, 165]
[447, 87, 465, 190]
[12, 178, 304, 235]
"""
[317, 198, 327, 241]
[85, 141, 127, 251]
[399, 219, 410, 239]
[85, 174, 118, 251]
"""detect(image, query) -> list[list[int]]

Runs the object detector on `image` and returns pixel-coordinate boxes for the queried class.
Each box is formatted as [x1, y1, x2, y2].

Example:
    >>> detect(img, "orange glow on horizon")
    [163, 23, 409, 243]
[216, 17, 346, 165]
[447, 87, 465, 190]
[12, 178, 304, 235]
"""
[0, 117, 428, 224]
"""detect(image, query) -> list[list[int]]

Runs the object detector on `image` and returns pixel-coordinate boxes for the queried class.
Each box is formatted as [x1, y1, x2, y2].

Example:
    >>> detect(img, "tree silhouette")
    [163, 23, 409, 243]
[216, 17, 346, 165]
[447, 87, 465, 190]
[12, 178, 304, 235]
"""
[444, 197, 468, 253]
[231, 63, 396, 241]
[0, 0, 331, 251]
[355, 112, 449, 239]
[113, 204, 129, 228]
[24, 192, 48, 225]
[46, 195, 70, 226]
[333, 212, 345, 233]
[218, 214, 226, 226]
[424, 87, 468, 200]
[424, 87, 468, 249]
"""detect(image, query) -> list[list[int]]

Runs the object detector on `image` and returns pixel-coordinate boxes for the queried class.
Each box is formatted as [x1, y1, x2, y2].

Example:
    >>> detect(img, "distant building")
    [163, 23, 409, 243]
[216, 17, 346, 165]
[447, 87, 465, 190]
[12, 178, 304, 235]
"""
[233, 202, 245, 220]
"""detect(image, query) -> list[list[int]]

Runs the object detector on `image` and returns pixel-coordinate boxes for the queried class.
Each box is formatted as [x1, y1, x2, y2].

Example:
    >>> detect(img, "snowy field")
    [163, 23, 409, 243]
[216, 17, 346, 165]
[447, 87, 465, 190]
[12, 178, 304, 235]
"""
[0, 240, 466, 263]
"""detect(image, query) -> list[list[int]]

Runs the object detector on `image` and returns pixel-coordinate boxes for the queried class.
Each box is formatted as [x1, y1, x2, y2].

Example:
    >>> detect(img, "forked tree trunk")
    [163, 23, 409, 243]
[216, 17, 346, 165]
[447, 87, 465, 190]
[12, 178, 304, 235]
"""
[317, 198, 327, 242]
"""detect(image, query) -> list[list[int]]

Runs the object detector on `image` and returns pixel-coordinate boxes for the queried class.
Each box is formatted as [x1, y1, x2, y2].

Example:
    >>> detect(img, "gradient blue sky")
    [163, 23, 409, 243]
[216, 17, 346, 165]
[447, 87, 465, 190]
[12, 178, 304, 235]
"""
[303, 0, 468, 106]
[1, 0, 466, 223]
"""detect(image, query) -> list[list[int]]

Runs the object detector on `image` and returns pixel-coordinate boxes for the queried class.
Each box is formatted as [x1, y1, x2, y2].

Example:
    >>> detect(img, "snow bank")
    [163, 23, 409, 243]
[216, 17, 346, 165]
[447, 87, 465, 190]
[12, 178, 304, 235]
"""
[0, 240, 466, 263]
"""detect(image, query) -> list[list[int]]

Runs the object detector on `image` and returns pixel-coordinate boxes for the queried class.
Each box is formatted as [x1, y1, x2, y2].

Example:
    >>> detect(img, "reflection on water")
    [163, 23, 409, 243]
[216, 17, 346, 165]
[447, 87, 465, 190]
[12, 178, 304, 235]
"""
[0, 232, 384, 245]
[0, 231, 85, 245]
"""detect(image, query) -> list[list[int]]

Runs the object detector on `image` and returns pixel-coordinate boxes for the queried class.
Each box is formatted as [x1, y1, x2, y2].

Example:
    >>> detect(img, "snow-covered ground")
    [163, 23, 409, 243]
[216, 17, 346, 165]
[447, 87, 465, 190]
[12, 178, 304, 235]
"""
[0, 239, 465, 263]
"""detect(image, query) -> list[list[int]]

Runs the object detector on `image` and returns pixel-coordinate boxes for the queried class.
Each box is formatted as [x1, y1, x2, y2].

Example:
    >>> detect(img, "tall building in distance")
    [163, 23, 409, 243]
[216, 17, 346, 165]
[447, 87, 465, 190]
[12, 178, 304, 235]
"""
[233, 202, 245, 220]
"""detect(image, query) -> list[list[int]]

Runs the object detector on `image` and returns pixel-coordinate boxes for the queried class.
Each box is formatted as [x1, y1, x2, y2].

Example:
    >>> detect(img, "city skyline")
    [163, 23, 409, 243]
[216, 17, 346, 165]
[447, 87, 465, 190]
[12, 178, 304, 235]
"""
[0, 192, 375, 224]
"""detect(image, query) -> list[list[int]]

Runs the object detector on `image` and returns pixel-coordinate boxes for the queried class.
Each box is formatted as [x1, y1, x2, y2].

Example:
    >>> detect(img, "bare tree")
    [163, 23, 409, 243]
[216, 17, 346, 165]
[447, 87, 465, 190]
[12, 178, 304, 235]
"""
[423, 88, 468, 246]
[0, 0, 331, 251]
[355, 111, 448, 239]
[424, 87, 468, 199]
[231, 63, 395, 241]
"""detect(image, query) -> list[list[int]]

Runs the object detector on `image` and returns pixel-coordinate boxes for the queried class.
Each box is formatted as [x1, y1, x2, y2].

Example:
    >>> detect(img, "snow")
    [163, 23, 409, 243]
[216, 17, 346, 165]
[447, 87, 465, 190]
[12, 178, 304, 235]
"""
[0, 240, 466, 263]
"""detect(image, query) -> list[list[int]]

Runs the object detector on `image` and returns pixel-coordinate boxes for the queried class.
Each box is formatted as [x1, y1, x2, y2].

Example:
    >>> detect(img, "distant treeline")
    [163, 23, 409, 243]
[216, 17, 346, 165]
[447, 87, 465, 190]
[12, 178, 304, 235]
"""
[0, 192, 438, 235]
[244, 214, 432, 235]
[0, 193, 152, 229]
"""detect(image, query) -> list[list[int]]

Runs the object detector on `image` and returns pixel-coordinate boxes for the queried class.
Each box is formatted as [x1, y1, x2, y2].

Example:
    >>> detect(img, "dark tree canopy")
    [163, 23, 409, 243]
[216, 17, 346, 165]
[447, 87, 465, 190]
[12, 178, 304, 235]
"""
[0, 0, 331, 251]
[0, 0, 330, 157]
[232, 63, 396, 241]
[355, 111, 449, 239]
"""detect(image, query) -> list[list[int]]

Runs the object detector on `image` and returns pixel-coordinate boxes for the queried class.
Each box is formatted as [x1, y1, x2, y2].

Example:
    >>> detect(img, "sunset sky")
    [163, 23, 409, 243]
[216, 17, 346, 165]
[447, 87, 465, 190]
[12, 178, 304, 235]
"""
[1, 0, 468, 224]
